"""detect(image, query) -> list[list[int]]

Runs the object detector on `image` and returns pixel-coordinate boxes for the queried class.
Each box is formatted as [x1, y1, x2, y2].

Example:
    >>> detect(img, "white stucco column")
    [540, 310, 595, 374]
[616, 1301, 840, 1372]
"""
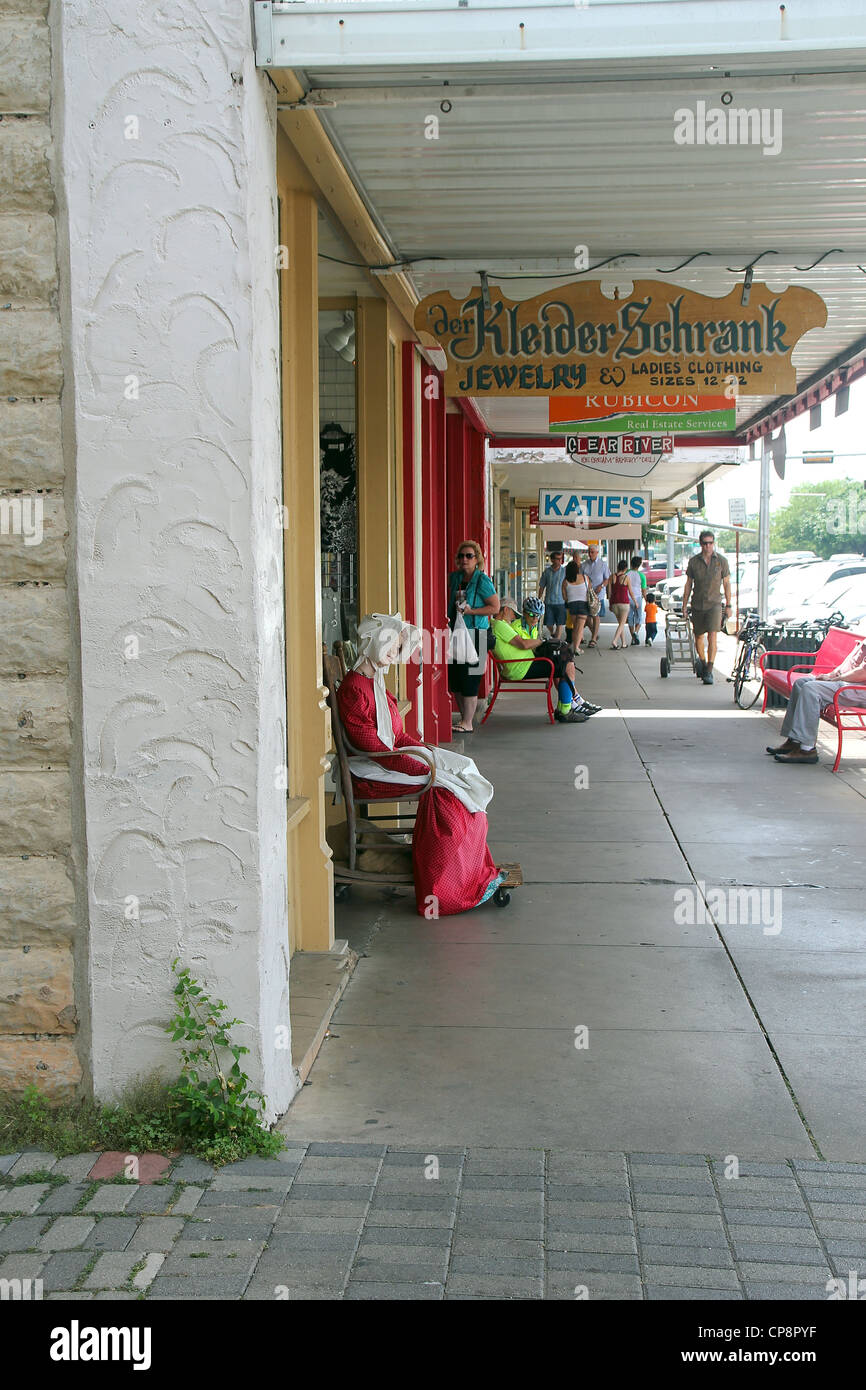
[53, 1, 293, 1114]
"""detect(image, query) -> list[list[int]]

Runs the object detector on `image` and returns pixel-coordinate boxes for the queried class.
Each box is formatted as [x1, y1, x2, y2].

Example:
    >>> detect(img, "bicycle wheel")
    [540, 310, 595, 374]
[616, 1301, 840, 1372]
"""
[732, 647, 748, 705]
[735, 642, 766, 709]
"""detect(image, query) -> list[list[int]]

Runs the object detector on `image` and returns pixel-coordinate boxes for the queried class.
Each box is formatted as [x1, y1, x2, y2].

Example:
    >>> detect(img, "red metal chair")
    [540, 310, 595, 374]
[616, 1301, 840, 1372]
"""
[480, 654, 556, 725]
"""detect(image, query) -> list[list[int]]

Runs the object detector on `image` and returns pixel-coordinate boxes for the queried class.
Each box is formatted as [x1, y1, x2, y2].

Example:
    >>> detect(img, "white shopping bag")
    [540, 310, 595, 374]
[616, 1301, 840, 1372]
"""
[450, 611, 479, 665]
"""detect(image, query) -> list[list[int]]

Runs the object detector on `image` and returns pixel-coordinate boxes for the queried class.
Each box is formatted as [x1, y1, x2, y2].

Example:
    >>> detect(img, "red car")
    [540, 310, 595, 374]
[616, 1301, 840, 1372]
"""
[643, 561, 682, 587]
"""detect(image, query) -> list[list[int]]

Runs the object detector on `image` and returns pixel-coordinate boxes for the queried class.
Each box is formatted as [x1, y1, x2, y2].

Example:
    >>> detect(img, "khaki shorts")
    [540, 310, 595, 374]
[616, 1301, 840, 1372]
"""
[691, 605, 724, 637]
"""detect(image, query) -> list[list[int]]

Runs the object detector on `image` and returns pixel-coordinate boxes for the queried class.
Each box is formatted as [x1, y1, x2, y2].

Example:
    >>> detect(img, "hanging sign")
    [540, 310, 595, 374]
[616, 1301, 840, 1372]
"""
[538, 488, 651, 523]
[550, 394, 735, 434]
[414, 280, 827, 396]
[728, 497, 747, 527]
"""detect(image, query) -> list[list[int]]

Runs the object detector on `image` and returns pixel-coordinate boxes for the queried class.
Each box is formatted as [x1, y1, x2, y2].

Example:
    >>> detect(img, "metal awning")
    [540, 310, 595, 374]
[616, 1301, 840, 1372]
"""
[259, 0, 866, 501]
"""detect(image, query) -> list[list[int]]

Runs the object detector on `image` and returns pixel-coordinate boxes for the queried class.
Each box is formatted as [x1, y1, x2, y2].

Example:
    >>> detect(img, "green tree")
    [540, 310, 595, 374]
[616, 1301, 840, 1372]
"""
[769, 478, 866, 560]
[715, 519, 759, 553]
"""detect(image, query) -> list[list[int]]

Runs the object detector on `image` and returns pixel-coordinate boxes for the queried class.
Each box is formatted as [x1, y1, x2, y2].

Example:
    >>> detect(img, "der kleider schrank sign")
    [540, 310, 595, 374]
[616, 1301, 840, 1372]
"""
[414, 280, 827, 395]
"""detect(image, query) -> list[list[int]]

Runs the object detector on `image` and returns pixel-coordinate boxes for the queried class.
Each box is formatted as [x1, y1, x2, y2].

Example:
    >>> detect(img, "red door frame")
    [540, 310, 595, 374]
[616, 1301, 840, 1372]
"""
[402, 346, 490, 743]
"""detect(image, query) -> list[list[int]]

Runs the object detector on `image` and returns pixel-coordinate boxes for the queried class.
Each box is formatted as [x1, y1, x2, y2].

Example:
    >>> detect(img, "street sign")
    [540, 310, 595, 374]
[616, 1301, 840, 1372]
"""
[802, 451, 834, 465]
[728, 497, 747, 527]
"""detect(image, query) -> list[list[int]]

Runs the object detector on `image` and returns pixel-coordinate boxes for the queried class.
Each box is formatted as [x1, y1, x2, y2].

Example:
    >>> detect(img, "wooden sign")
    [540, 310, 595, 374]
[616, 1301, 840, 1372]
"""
[414, 280, 827, 396]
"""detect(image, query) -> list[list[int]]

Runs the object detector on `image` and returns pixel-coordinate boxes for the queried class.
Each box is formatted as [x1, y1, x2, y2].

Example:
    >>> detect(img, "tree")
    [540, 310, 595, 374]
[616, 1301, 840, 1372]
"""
[715, 520, 759, 553]
[769, 478, 866, 559]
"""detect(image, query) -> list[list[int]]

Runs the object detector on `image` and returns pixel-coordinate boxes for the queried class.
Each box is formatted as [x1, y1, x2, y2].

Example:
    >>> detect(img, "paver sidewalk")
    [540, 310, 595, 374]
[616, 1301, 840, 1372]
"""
[1, 1145, 865, 1300]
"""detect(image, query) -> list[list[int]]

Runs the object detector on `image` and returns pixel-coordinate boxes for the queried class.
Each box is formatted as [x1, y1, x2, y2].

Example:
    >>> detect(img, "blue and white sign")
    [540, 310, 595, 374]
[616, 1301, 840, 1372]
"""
[538, 489, 651, 523]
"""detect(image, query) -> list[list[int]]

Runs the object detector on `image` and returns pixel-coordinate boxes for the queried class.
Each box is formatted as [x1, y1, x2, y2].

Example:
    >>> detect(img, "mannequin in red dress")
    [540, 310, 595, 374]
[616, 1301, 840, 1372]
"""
[337, 615, 502, 917]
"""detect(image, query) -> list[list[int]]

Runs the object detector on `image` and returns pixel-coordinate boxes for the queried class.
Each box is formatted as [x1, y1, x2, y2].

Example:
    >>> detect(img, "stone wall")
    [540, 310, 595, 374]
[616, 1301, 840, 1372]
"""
[0, 0, 81, 1098]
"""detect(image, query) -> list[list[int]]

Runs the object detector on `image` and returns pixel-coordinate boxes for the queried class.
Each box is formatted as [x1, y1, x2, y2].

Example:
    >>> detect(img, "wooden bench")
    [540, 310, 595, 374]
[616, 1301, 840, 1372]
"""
[480, 655, 556, 725]
[760, 625, 866, 771]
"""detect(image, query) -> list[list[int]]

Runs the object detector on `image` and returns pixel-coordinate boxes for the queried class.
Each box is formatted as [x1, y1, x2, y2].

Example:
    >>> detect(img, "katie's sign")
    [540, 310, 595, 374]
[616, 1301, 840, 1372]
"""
[414, 281, 826, 396]
[539, 489, 651, 523]
[550, 394, 735, 434]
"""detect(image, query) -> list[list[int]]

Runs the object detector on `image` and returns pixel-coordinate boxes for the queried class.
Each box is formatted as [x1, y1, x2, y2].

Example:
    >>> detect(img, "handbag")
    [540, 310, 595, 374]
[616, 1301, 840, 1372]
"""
[585, 580, 601, 617]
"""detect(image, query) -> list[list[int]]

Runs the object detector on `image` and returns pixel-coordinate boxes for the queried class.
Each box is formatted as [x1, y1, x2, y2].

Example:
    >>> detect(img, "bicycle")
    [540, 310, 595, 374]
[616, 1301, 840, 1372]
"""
[731, 613, 769, 709]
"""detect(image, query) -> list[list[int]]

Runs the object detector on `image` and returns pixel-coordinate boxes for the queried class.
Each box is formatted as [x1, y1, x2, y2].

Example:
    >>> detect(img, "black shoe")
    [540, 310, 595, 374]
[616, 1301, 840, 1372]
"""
[695, 659, 705, 679]
[702, 669, 714, 685]
[631, 635, 640, 646]
[580, 703, 602, 715]
[555, 708, 588, 723]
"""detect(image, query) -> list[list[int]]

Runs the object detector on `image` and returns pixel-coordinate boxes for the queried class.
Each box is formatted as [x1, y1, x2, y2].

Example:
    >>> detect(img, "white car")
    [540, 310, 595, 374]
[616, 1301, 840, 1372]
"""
[768, 561, 866, 620]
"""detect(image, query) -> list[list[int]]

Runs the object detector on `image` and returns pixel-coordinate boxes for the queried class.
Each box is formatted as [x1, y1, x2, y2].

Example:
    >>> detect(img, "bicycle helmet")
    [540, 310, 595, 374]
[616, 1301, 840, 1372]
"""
[523, 596, 544, 617]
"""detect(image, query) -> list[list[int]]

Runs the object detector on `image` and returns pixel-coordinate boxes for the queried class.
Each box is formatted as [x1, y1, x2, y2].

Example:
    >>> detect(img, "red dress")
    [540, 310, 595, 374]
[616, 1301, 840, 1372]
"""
[337, 671, 498, 917]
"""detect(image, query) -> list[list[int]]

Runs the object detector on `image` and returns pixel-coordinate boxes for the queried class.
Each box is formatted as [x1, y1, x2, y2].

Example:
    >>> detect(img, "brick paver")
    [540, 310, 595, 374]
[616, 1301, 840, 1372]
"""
[1, 1146, 865, 1298]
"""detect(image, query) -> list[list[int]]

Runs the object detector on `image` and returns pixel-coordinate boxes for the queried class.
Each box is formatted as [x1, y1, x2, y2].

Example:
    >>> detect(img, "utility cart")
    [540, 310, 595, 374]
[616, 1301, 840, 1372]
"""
[659, 613, 700, 679]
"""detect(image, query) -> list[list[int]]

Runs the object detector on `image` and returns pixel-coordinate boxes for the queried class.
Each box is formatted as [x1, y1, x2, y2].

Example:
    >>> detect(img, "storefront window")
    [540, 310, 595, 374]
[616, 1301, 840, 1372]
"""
[319, 309, 358, 654]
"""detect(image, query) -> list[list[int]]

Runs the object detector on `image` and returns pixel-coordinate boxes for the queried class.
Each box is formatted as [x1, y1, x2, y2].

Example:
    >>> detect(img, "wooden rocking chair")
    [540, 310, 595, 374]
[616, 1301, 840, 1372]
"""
[323, 653, 434, 894]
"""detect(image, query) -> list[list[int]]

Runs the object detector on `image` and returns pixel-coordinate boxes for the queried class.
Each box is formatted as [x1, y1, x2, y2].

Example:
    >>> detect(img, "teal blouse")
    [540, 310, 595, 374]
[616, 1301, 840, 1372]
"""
[448, 569, 496, 630]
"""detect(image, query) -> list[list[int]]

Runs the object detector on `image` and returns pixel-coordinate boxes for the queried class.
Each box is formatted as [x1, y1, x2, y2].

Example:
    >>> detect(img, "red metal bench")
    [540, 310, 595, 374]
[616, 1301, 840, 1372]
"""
[480, 654, 556, 725]
[760, 625, 866, 771]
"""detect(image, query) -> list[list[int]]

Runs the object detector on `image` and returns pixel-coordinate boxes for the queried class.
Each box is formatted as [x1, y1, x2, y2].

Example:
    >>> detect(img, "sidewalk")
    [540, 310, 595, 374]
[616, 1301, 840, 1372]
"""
[5, 629, 864, 1300]
[285, 629, 866, 1161]
[2, 1144, 865, 1300]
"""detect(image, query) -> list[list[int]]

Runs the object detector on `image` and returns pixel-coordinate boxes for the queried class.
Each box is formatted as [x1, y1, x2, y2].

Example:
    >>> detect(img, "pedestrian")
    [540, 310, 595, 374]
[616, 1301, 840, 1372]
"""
[538, 550, 567, 640]
[681, 531, 732, 685]
[627, 555, 644, 645]
[447, 539, 500, 732]
[768, 638, 866, 763]
[609, 560, 631, 649]
[644, 590, 659, 646]
[563, 558, 590, 651]
[580, 542, 610, 649]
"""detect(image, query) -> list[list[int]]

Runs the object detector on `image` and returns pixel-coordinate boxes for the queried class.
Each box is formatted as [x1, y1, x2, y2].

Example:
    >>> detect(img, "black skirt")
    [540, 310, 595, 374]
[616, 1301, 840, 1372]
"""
[448, 626, 489, 697]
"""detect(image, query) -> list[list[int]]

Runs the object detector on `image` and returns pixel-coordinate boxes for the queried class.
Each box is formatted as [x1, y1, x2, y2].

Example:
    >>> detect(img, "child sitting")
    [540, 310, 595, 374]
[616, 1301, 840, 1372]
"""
[644, 591, 659, 646]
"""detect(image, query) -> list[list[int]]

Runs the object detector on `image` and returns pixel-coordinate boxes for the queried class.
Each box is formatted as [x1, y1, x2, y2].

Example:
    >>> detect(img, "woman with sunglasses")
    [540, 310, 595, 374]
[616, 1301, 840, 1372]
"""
[447, 540, 500, 732]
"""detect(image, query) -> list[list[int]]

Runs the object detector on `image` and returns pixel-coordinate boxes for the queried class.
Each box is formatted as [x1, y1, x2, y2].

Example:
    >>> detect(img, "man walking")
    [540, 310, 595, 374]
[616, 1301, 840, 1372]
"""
[581, 543, 610, 649]
[539, 550, 567, 640]
[681, 531, 732, 685]
[768, 639, 866, 763]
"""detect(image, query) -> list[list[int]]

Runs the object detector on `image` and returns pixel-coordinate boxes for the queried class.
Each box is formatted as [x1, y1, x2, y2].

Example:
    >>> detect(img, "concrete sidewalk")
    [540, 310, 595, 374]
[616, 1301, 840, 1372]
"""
[284, 629, 866, 1162]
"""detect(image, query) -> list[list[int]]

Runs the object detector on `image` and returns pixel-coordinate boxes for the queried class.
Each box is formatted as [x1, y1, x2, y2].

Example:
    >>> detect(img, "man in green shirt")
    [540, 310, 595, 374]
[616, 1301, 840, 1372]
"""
[490, 597, 601, 723]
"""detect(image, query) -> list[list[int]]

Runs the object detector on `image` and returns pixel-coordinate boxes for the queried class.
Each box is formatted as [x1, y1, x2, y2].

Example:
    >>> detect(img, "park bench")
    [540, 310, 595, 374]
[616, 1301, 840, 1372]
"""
[760, 625, 866, 771]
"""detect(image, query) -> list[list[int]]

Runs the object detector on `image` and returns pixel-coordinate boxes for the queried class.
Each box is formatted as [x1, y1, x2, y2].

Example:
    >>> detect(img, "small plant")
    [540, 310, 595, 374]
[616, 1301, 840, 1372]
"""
[166, 960, 283, 1165]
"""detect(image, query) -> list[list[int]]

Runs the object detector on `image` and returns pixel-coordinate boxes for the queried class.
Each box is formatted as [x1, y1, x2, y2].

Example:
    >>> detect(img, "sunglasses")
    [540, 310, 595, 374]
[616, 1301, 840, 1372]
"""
[458, 551, 476, 559]
[701, 539, 714, 545]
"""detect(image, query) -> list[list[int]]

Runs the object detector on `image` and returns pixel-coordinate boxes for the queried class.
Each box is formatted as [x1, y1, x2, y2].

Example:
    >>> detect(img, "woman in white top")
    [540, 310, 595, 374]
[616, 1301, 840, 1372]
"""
[626, 556, 644, 646]
[564, 559, 590, 650]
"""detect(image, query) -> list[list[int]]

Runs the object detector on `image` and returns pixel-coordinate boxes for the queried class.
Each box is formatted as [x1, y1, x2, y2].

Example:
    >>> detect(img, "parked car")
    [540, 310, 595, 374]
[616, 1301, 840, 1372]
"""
[643, 560, 682, 586]
[768, 560, 866, 620]
[771, 571, 866, 625]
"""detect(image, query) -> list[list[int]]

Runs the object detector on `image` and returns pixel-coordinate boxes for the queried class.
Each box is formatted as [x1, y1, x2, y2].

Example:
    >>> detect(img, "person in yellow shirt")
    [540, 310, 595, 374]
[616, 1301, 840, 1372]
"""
[490, 597, 601, 723]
